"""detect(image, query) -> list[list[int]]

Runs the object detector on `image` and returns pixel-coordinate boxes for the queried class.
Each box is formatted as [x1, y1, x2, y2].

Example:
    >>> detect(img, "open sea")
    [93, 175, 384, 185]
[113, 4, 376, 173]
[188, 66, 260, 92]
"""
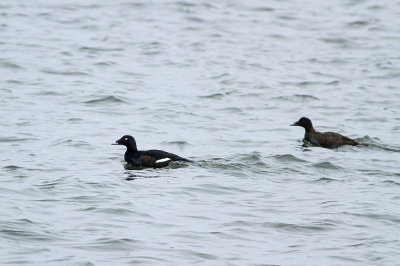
[1, 0, 400, 265]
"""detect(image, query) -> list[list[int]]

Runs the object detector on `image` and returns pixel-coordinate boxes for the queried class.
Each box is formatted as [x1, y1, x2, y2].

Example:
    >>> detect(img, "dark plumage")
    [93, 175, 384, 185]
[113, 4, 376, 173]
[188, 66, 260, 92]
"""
[291, 117, 359, 148]
[112, 135, 190, 168]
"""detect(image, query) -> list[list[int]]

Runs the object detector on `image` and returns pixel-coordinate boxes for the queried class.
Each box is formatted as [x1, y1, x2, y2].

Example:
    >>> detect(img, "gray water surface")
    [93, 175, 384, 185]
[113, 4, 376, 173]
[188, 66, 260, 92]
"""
[1, 0, 400, 265]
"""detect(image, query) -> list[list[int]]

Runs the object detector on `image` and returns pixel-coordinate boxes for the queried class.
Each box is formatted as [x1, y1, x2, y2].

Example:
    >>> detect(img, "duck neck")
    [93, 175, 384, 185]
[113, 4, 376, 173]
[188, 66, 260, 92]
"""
[304, 125, 316, 133]
[126, 141, 138, 152]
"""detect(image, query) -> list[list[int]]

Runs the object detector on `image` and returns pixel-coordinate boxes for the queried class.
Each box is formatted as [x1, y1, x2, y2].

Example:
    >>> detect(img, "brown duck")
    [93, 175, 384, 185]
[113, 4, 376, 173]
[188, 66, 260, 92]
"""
[291, 117, 359, 148]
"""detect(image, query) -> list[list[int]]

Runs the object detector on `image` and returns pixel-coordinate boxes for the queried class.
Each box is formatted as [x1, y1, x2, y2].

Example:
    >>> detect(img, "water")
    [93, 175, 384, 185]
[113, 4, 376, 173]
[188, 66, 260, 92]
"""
[1, 0, 400, 264]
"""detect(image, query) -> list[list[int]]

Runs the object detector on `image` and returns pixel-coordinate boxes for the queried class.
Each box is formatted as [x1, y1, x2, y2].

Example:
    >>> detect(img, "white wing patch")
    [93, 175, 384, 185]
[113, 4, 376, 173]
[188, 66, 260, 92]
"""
[156, 158, 171, 163]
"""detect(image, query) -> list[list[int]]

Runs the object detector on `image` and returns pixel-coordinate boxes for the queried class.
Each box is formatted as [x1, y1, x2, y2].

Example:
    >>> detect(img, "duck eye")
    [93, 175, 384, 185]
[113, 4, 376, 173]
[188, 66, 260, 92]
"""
[125, 138, 128, 141]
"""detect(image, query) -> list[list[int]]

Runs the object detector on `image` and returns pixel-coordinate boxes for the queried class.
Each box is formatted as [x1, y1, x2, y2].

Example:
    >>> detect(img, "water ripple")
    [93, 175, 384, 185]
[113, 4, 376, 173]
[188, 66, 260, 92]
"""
[83, 96, 128, 104]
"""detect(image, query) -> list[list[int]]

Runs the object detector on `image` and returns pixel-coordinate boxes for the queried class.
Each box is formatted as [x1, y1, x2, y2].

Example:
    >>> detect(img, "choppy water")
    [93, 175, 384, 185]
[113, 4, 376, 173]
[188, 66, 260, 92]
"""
[1, 0, 400, 265]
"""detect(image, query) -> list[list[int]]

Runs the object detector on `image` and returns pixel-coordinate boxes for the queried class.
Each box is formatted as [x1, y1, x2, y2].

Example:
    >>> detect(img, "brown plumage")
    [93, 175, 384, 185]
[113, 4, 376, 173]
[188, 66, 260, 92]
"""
[291, 117, 359, 148]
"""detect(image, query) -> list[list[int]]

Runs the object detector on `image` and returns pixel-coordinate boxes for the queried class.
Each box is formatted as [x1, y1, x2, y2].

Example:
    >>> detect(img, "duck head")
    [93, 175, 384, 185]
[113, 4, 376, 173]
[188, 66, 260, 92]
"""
[291, 117, 315, 132]
[112, 135, 138, 151]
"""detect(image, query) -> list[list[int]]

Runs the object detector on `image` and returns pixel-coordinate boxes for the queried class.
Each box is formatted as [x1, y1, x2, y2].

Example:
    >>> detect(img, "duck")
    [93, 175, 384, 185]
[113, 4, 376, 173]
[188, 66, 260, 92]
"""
[112, 135, 190, 168]
[291, 117, 359, 148]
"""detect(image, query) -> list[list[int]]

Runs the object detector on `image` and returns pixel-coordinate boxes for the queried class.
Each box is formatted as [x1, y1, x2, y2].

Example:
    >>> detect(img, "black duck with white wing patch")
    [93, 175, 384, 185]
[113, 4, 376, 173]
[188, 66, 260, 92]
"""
[112, 135, 190, 168]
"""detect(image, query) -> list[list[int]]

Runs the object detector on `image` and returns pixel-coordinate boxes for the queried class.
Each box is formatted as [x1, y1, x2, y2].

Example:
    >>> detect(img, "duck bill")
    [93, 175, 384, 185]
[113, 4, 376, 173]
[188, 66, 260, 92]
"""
[290, 122, 300, 126]
[111, 141, 120, 145]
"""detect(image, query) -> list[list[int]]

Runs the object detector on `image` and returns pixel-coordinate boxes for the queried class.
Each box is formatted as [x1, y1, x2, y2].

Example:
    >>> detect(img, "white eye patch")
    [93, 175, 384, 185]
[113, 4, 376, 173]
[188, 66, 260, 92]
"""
[125, 138, 128, 141]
